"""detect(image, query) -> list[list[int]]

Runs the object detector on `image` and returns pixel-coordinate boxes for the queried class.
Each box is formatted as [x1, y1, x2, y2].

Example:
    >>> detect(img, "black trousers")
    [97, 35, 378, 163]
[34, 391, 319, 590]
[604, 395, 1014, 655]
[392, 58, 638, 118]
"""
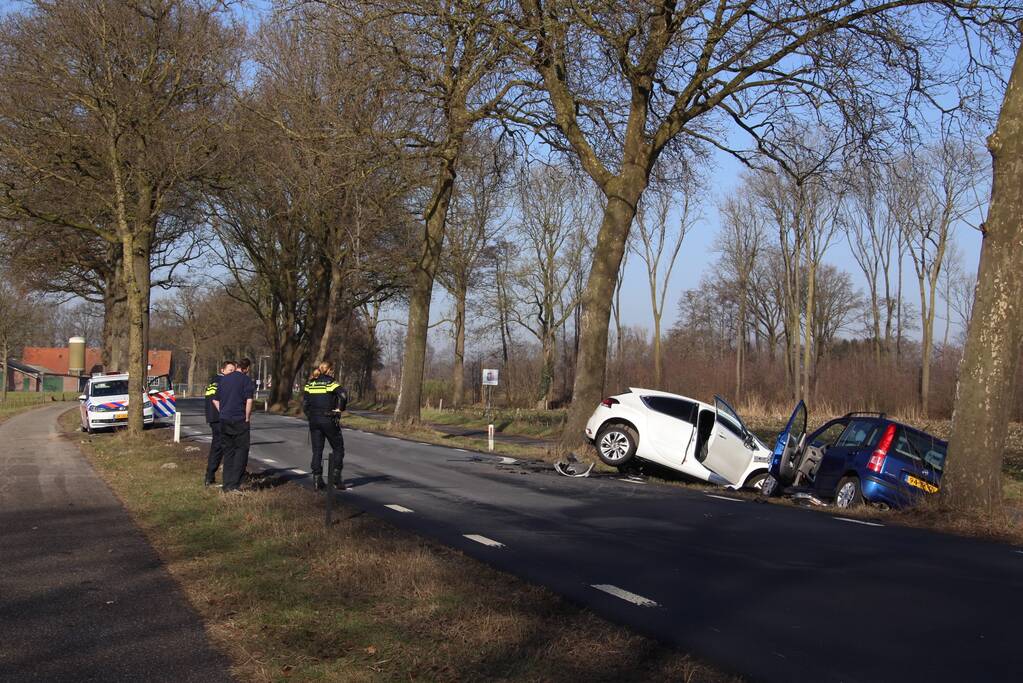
[205, 421, 223, 481]
[309, 416, 344, 482]
[220, 420, 251, 491]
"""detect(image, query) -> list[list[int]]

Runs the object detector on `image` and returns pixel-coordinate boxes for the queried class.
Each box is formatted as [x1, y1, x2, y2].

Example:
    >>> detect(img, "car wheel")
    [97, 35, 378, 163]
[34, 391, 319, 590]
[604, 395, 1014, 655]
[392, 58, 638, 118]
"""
[743, 470, 769, 492]
[595, 424, 638, 467]
[835, 476, 863, 509]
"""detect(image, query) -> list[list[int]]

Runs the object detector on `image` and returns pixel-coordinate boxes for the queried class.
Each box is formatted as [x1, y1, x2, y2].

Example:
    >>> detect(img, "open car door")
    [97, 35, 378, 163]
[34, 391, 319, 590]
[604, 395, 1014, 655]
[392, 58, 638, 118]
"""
[764, 401, 807, 494]
[698, 396, 758, 485]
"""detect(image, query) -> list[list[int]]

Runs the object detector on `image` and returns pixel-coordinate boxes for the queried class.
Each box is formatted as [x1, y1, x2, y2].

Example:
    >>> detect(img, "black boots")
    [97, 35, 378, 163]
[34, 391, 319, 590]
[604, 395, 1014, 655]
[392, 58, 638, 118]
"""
[314, 475, 325, 491]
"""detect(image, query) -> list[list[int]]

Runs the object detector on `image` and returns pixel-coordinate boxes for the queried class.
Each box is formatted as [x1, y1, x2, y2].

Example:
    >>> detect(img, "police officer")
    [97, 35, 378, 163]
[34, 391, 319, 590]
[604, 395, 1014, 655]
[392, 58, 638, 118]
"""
[302, 361, 348, 491]
[204, 360, 236, 486]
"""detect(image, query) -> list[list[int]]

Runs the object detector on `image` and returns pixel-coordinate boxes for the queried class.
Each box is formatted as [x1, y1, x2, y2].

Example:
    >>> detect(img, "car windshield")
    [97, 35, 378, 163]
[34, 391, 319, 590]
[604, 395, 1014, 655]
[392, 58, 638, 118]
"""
[91, 380, 128, 397]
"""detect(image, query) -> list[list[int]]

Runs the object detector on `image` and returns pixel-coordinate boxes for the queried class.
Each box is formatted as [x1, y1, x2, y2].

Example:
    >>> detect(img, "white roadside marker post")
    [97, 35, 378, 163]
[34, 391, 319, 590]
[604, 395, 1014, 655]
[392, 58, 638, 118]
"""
[488, 424, 495, 452]
[173, 412, 181, 443]
[439, 398, 443, 412]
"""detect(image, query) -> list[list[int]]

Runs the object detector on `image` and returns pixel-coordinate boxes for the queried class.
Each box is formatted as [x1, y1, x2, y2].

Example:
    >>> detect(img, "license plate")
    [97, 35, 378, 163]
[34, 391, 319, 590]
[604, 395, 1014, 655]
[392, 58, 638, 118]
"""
[905, 475, 939, 493]
[114, 412, 127, 420]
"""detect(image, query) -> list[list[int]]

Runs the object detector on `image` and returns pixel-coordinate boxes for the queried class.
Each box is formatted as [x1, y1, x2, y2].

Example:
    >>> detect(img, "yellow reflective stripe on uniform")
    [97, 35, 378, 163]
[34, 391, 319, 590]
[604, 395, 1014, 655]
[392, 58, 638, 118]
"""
[204, 383, 217, 396]
[303, 382, 339, 394]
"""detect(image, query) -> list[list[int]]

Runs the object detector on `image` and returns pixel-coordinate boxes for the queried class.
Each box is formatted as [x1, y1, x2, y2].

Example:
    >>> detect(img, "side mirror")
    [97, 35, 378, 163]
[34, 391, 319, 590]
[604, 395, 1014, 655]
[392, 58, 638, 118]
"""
[743, 432, 756, 450]
[77, 394, 87, 402]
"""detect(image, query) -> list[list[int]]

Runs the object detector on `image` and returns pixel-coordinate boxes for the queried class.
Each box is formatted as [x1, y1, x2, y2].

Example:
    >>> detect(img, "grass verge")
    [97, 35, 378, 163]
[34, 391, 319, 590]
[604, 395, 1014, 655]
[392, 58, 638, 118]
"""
[58, 409, 734, 683]
[0, 392, 74, 425]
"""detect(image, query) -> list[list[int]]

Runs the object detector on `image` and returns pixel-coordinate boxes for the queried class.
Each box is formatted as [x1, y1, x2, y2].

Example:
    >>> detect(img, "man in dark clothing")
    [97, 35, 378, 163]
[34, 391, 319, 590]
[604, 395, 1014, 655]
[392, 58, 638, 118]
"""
[302, 362, 348, 491]
[236, 357, 256, 472]
[214, 367, 254, 493]
[203, 360, 236, 486]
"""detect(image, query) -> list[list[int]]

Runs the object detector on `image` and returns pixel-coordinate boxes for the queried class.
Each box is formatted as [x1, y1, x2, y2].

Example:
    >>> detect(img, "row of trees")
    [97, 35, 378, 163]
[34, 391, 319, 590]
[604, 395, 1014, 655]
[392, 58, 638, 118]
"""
[0, 1, 1020, 511]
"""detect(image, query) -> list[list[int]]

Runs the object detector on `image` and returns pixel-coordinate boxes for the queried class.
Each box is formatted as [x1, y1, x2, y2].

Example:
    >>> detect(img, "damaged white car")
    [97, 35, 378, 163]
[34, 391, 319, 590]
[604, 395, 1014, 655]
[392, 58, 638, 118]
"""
[584, 389, 772, 490]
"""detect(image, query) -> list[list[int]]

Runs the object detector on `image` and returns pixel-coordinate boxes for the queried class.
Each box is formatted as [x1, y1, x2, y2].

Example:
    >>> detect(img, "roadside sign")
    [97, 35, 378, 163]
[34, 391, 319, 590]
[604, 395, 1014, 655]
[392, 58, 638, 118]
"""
[482, 369, 499, 386]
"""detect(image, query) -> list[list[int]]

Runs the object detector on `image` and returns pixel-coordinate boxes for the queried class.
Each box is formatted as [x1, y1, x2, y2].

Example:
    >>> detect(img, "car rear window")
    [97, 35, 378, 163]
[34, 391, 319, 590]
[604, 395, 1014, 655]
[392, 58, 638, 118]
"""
[898, 428, 947, 472]
[834, 419, 881, 448]
[642, 396, 697, 424]
[91, 380, 128, 397]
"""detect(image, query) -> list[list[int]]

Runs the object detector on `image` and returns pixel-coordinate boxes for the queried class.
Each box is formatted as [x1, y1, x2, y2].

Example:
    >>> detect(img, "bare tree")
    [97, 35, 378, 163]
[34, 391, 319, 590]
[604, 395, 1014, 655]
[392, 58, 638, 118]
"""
[507, 0, 1019, 446]
[890, 142, 984, 416]
[0, 0, 240, 435]
[717, 189, 765, 400]
[943, 43, 1023, 512]
[439, 138, 508, 407]
[0, 269, 41, 402]
[634, 188, 695, 387]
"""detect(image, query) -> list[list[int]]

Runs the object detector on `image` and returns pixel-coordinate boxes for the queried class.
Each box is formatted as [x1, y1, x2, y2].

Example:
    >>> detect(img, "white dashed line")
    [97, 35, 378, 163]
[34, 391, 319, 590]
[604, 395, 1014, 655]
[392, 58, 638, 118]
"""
[454, 448, 468, 452]
[833, 516, 884, 527]
[463, 534, 505, 548]
[705, 494, 744, 502]
[591, 584, 659, 607]
[1014, 550, 1022, 555]
[385, 504, 414, 513]
[620, 478, 646, 485]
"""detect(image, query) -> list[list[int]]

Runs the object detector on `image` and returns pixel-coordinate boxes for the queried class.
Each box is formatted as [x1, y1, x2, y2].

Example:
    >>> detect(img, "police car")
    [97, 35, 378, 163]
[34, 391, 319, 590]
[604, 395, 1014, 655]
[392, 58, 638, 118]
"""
[78, 373, 176, 433]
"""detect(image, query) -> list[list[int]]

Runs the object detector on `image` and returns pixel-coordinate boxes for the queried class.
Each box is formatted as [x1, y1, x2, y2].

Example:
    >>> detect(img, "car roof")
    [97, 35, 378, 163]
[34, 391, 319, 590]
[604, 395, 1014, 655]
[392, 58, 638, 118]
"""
[89, 373, 129, 383]
[824, 414, 946, 445]
[626, 388, 712, 408]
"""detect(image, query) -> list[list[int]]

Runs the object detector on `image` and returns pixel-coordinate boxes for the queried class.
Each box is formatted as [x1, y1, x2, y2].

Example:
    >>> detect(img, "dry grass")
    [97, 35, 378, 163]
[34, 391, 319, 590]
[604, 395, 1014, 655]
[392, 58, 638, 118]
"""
[59, 409, 733, 683]
[0, 393, 74, 425]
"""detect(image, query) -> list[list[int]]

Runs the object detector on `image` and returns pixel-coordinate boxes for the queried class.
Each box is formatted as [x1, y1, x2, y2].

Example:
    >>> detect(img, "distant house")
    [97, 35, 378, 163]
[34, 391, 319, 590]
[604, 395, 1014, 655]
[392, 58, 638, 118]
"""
[9, 347, 174, 393]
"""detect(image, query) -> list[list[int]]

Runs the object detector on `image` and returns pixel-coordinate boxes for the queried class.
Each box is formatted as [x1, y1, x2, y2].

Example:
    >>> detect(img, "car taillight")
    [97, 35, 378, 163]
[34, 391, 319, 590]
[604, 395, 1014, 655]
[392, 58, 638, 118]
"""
[600, 397, 619, 408]
[868, 424, 896, 473]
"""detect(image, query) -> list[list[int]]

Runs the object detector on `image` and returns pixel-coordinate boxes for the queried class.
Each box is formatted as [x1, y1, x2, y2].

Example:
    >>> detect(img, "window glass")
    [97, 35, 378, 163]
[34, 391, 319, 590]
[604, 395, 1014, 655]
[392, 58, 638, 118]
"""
[834, 419, 881, 448]
[90, 380, 129, 397]
[717, 414, 744, 438]
[906, 430, 946, 472]
[893, 429, 918, 460]
[811, 421, 848, 447]
[643, 396, 696, 424]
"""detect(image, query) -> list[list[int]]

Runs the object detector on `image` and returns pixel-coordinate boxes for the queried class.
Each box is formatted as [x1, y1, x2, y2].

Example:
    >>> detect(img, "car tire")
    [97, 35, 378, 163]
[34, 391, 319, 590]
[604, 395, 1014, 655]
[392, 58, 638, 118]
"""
[595, 424, 638, 467]
[835, 476, 863, 509]
[743, 470, 769, 492]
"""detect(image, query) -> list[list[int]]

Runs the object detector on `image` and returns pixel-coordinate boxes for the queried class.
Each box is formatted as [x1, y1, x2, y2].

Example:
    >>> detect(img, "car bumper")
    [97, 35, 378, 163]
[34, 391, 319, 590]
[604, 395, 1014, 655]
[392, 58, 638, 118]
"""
[584, 406, 612, 441]
[88, 413, 155, 428]
[861, 474, 904, 508]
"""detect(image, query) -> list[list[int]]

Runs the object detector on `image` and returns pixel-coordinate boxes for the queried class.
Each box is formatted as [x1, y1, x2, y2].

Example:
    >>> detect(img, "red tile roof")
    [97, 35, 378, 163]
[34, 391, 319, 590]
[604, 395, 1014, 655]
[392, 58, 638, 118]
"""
[22, 347, 172, 377]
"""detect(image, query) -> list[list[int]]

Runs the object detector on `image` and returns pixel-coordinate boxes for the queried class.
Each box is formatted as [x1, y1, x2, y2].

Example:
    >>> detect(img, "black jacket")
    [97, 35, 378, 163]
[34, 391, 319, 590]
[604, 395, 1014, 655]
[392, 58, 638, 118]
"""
[204, 375, 222, 424]
[302, 374, 348, 417]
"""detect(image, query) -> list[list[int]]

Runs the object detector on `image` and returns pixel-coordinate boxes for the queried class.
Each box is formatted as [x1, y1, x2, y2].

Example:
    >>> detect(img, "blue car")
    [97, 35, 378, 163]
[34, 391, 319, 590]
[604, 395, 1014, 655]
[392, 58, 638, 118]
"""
[760, 402, 946, 509]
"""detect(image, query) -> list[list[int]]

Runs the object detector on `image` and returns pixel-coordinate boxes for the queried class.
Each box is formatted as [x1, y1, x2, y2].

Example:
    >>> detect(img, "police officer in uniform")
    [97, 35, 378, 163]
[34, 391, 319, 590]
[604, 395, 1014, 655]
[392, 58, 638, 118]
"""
[204, 360, 236, 486]
[302, 361, 348, 491]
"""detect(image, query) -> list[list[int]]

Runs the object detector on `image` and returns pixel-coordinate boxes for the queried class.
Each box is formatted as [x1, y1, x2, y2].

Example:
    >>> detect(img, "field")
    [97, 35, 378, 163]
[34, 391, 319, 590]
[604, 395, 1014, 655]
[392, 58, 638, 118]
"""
[0, 392, 76, 425]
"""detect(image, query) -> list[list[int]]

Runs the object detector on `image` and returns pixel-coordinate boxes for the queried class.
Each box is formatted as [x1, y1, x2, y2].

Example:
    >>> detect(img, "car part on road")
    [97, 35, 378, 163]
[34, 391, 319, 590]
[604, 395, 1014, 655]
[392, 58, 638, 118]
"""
[554, 460, 595, 477]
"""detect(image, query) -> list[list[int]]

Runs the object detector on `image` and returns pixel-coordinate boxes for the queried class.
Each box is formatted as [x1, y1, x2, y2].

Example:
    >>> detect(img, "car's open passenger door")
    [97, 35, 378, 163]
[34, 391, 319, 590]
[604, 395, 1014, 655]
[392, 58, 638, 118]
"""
[768, 401, 807, 485]
[697, 396, 758, 485]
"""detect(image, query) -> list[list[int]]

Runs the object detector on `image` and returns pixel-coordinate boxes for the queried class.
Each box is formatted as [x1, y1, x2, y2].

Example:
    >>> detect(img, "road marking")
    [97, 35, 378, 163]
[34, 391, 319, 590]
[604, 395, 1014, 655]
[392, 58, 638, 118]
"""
[263, 458, 277, 464]
[833, 516, 884, 527]
[454, 448, 468, 452]
[496, 456, 517, 465]
[290, 468, 309, 475]
[706, 494, 744, 502]
[463, 534, 505, 548]
[1014, 550, 1023, 555]
[385, 504, 414, 513]
[591, 584, 659, 607]
[620, 477, 646, 485]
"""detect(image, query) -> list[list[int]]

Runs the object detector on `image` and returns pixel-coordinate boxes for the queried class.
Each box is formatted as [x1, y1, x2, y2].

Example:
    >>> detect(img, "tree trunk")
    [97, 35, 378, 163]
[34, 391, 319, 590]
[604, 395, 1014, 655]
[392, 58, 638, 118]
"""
[537, 328, 556, 409]
[562, 184, 643, 450]
[942, 45, 1023, 513]
[1, 340, 8, 402]
[315, 260, 343, 364]
[122, 231, 152, 438]
[803, 257, 816, 405]
[451, 283, 466, 407]
[394, 161, 456, 424]
[187, 330, 199, 397]
[735, 291, 747, 401]
[102, 253, 129, 372]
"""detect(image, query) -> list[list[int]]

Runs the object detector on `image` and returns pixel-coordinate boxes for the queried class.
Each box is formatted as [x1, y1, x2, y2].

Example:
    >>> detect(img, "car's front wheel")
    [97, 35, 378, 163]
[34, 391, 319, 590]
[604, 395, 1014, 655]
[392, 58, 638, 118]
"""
[834, 476, 863, 509]
[743, 470, 769, 492]
[595, 424, 638, 467]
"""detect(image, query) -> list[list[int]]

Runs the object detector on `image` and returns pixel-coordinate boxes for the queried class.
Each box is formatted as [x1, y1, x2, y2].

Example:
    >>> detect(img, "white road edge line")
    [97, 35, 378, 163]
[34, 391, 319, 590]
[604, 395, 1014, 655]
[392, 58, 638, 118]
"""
[591, 584, 659, 607]
[454, 448, 468, 452]
[385, 504, 414, 513]
[706, 494, 743, 502]
[463, 534, 505, 548]
[833, 516, 884, 527]
[621, 478, 646, 485]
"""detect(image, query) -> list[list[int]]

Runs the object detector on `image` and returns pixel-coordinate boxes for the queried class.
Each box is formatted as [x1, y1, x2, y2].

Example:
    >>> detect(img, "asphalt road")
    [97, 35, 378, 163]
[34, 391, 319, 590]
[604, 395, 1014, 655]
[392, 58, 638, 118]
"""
[1, 404, 232, 683]
[180, 400, 1023, 683]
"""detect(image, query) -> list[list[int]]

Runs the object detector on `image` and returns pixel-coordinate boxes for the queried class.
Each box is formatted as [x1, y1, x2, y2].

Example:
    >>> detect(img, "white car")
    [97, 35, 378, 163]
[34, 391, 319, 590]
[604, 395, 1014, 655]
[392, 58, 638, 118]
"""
[584, 388, 773, 490]
[78, 373, 162, 433]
